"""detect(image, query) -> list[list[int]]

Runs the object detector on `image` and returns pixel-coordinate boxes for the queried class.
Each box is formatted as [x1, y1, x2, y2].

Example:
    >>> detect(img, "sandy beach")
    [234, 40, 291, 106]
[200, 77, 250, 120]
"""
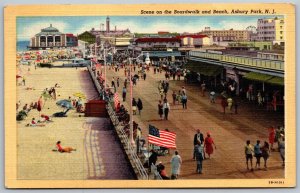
[17, 65, 136, 180]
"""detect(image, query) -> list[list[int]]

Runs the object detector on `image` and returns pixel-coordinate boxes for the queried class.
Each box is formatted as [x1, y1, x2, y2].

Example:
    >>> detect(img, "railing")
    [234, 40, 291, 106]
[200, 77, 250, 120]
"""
[189, 50, 284, 71]
[152, 163, 163, 180]
[87, 65, 104, 96]
[106, 103, 148, 180]
[87, 64, 148, 180]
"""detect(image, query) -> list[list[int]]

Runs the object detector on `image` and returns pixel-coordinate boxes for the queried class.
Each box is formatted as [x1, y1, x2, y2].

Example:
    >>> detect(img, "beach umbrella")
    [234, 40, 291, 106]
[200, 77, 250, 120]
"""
[56, 99, 73, 109]
[73, 92, 86, 99]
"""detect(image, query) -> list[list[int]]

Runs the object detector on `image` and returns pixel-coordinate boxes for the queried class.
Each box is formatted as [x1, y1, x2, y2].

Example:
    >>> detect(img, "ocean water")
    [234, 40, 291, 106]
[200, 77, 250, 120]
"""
[17, 41, 30, 52]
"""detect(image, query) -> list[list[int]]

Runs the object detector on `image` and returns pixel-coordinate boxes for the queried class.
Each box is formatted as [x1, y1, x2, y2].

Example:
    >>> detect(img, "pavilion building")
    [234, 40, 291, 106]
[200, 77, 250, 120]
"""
[29, 24, 77, 49]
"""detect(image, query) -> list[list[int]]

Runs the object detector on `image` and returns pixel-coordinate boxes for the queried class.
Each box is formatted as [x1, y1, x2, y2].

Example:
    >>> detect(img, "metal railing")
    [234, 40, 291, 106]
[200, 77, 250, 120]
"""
[152, 163, 163, 180]
[87, 65, 105, 97]
[189, 50, 284, 71]
[87, 64, 148, 180]
[106, 103, 148, 180]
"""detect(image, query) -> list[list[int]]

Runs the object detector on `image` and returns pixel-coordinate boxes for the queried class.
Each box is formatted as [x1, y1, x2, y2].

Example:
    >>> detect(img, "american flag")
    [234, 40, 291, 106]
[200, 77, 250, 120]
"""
[148, 125, 176, 149]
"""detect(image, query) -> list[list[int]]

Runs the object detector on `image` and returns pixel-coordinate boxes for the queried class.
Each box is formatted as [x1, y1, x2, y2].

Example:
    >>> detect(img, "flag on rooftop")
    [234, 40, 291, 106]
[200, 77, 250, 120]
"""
[148, 125, 176, 149]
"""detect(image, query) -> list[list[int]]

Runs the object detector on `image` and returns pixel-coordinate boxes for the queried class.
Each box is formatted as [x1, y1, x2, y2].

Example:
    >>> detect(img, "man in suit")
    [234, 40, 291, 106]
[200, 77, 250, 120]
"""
[193, 129, 204, 160]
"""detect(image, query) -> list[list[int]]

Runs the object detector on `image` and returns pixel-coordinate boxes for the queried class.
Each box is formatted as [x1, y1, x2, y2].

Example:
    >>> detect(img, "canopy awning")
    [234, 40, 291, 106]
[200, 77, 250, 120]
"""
[243, 72, 273, 82]
[243, 72, 284, 86]
[185, 62, 223, 77]
[266, 76, 284, 86]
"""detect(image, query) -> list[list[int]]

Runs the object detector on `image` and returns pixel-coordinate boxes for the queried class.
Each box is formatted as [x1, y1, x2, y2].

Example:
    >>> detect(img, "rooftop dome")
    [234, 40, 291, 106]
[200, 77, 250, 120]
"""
[41, 24, 59, 32]
[35, 24, 63, 36]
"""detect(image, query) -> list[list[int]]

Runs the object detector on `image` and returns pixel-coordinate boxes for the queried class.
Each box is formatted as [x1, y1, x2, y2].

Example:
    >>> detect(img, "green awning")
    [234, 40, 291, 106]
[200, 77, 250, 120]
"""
[185, 62, 222, 77]
[266, 76, 284, 86]
[243, 72, 273, 82]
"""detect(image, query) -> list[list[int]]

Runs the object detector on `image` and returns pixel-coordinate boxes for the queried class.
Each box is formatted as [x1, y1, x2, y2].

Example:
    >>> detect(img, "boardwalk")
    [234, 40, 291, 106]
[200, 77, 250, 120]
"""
[17, 66, 136, 180]
[104, 65, 284, 179]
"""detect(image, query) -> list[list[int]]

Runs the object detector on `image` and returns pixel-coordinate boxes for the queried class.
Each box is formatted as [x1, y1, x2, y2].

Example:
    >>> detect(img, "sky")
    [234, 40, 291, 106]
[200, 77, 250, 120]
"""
[17, 15, 282, 41]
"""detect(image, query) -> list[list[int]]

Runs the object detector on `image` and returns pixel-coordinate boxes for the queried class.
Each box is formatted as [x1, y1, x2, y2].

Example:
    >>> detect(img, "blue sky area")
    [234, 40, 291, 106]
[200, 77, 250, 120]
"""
[17, 15, 282, 41]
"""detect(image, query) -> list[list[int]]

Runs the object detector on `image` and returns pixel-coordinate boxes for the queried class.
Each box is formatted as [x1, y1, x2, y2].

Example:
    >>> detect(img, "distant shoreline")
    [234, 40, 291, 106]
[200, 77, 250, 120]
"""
[17, 40, 30, 52]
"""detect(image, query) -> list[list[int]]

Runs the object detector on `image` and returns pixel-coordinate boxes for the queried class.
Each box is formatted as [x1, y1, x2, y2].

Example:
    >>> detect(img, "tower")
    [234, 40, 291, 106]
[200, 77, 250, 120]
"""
[106, 16, 110, 33]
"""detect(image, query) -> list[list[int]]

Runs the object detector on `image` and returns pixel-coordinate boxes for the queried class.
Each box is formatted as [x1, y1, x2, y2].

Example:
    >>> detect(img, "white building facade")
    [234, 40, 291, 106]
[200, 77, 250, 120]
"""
[256, 17, 285, 44]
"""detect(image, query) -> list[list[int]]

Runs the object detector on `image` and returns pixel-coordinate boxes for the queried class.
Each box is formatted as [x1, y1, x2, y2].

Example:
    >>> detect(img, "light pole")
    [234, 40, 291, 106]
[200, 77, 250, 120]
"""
[127, 53, 144, 148]
[102, 45, 115, 101]
[128, 58, 135, 147]
[104, 47, 107, 100]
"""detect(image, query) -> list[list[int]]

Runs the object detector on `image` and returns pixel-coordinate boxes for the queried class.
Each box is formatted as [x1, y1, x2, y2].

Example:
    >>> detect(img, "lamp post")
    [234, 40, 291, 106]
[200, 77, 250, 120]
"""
[127, 53, 144, 148]
[102, 45, 115, 100]
[104, 47, 107, 100]
[128, 58, 135, 147]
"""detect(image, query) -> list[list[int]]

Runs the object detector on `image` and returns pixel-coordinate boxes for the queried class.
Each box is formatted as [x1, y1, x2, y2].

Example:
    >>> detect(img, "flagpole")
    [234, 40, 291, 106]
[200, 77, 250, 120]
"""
[148, 139, 150, 180]
[129, 58, 135, 148]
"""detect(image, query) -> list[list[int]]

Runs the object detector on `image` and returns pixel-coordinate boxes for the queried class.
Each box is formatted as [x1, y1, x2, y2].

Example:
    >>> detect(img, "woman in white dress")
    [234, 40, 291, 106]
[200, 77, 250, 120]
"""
[170, 151, 182, 179]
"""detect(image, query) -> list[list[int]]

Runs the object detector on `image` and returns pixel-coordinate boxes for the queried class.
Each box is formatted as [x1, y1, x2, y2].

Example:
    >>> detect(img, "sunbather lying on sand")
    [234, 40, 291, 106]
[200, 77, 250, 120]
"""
[25, 118, 45, 127]
[53, 141, 76, 153]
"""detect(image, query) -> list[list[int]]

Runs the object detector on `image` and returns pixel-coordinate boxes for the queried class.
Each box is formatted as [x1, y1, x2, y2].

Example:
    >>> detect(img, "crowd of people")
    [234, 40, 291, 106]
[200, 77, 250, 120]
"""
[92, 55, 285, 180]
[245, 126, 285, 171]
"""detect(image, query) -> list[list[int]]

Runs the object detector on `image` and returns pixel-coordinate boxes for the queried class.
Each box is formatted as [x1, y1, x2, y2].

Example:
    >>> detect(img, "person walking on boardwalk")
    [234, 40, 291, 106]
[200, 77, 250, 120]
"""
[172, 91, 177, 105]
[210, 91, 216, 103]
[227, 97, 233, 112]
[194, 141, 204, 174]
[254, 140, 262, 169]
[261, 141, 270, 170]
[158, 86, 164, 100]
[201, 81, 206, 96]
[176, 90, 182, 105]
[163, 99, 170, 120]
[122, 87, 127, 102]
[193, 129, 204, 160]
[132, 98, 137, 115]
[117, 77, 120, 87]
[279, 136, 285, 166]
[124, 78, 128, 88]
[221, 97, 228, 114]
[181, 93, 187, 109]
[268, 126, 276, 151]
[137, 98, 143, 115]
[170, 151, 182, 179]
[204, 132, 216, 159]
[158, 100, 163, 120]
[148, 150, 158, 172]
[245, 140, 254, 171]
